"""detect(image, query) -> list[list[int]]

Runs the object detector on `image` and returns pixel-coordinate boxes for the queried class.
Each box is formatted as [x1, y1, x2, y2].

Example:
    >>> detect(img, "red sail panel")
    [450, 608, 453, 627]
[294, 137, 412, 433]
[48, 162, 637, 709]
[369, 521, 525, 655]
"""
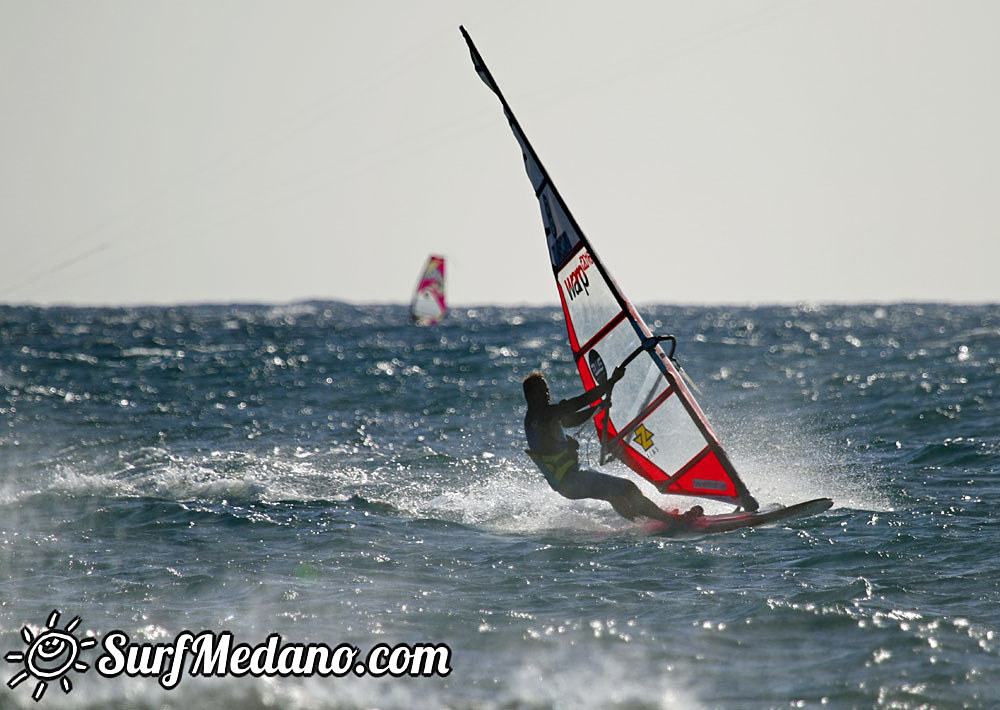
[665, 449, 739, 499]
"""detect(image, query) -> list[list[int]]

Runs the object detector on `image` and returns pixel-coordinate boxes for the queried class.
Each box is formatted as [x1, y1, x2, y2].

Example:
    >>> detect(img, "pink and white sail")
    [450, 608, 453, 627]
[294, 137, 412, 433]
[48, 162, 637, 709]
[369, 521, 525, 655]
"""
[410, 255, 447, 326]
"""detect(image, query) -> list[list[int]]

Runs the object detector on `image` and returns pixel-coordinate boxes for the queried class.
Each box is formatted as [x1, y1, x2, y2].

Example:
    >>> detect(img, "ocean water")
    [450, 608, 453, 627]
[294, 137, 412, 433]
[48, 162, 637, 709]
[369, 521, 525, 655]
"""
[1, 301, 997, 709]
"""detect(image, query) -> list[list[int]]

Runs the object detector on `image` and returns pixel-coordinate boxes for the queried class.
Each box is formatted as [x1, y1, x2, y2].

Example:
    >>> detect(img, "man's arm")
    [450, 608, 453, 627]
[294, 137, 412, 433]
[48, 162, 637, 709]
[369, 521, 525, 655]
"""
[560, 402, 602, 428]
[550, 364, 625, 418]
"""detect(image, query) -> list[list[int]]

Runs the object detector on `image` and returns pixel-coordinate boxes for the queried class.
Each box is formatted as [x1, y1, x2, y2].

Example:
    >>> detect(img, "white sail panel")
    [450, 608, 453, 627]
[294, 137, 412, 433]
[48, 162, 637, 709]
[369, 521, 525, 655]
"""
[578, 320, 664, 424]
[412, 291, 444, 322]
[623, 394, 708, 476]
[573, 320, 708, 478]
[556, 248, 620, 349]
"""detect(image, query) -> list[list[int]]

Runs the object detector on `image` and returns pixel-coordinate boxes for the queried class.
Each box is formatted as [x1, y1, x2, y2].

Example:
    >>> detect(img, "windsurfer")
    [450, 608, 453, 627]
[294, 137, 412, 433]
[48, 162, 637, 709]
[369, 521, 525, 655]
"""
[523, 371, 703, 528]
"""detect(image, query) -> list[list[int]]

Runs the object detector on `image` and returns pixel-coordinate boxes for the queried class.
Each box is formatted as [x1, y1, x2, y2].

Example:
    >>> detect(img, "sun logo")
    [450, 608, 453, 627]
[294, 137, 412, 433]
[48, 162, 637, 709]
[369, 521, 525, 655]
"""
[633, 424, 655, 451]
[5, 610, 97, 701]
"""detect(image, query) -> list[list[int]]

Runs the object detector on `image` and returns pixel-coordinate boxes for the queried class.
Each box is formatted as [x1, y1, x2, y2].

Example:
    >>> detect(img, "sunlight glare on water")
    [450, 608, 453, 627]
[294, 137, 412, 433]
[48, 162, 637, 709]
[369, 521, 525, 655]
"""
[0, 302, 998, 708]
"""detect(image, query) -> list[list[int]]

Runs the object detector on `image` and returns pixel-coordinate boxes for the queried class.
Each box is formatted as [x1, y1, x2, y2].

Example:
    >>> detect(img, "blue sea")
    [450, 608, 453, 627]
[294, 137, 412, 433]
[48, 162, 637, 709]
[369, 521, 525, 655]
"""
[1, 301, 997, 709]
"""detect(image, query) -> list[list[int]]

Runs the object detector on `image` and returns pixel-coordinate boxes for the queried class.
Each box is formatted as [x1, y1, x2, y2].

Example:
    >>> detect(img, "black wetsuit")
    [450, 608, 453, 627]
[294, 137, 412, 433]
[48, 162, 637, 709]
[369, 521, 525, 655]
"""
[524, 390, 633, 500]
[523, 377, 691, 525]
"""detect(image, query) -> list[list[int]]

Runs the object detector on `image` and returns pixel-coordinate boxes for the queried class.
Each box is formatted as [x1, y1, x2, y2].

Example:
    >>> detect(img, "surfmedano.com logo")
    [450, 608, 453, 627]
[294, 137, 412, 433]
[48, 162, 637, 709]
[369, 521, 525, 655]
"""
[6, 609, 452, 702]
[4, 610, 97, 701]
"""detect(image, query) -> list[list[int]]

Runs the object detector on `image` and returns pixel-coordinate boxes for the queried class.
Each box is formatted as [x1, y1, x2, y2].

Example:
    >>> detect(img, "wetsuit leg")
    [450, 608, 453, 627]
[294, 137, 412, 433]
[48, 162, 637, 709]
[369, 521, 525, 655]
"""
[557, 469, 681, 525]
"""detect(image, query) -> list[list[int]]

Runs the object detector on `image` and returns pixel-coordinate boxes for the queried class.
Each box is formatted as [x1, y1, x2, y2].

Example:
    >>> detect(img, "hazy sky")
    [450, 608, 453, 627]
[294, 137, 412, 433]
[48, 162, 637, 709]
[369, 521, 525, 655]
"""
[2, 1, 998, 307]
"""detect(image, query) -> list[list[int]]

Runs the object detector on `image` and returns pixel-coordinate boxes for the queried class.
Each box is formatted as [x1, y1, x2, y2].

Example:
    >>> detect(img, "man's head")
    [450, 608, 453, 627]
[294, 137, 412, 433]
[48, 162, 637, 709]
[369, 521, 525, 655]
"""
[522, 372, 550, 407]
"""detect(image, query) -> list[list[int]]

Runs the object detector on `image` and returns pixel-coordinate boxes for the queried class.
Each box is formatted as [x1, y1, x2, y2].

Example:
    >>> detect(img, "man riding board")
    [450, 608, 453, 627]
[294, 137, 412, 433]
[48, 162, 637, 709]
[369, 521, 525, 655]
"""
[522, 370, 702, 528]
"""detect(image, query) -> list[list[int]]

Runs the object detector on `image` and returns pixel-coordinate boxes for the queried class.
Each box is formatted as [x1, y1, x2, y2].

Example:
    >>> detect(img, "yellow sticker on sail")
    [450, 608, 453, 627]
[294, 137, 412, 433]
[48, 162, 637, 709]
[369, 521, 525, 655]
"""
[633, 424, 654, 451]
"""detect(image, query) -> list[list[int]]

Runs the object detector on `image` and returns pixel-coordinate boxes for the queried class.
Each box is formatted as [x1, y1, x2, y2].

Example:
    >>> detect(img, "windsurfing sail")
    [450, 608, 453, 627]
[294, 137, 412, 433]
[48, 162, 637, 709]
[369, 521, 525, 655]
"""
[410, 255, 447, 326]
[461, 27, 759, 510]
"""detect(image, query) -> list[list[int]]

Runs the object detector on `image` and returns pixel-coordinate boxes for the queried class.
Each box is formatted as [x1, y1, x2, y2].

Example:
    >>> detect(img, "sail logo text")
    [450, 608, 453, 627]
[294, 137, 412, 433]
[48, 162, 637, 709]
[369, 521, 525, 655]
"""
[633, 424, 655, 451]
[563, 253, 595, 301]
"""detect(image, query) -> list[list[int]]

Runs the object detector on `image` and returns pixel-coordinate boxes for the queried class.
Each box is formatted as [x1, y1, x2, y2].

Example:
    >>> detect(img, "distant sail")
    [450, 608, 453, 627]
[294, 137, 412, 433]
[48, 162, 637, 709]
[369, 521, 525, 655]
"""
[461, 27, 758, 510]
[410, 255, 447, 326]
